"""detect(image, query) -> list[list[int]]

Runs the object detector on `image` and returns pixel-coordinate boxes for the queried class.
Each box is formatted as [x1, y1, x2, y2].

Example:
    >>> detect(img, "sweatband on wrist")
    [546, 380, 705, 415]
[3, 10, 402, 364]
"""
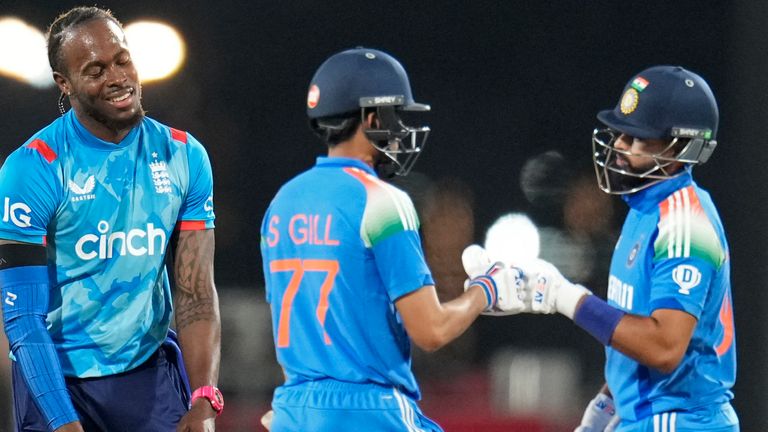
[469, 276, 497, 310]
[573, 295, 626, 346]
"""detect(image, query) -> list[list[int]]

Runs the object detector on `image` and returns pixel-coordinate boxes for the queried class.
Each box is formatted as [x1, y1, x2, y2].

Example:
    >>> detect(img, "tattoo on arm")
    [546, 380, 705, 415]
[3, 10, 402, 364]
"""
[173, 229, 217, 331]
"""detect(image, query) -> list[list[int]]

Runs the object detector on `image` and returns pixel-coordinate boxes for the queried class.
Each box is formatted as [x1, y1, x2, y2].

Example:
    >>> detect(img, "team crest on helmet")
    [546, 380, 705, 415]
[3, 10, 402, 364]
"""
[307, 84, 320, 109]
[620, 88, 639, 115]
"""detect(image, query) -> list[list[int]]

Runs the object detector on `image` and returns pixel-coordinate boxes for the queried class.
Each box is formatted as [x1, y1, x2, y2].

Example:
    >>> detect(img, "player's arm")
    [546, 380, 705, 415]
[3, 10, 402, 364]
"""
[0, 240, 82, 431]
[526, 260, 697, 373]
[171, 229, 221, 424]
[609, 308, 696, 373]
[395, 283, 488, 352]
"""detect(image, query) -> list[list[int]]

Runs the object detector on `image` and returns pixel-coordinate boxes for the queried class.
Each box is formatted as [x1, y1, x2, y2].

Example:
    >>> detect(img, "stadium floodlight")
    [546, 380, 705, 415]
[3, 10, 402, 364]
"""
[0, 17, 52, 88]
[124, 21, 186, 83]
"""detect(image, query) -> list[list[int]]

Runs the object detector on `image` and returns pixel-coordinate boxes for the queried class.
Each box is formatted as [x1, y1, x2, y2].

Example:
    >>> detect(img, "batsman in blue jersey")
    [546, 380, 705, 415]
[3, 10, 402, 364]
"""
[512, 66, 738, 431]
[259, 47, 523, 432]
[0, 7, 222, 431]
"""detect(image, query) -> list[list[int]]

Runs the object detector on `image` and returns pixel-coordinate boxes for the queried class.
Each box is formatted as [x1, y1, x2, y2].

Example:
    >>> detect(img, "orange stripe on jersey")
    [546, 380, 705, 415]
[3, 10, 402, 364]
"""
[176, 220, 207, 231]
[715, 292, 734, 356]
[170, 128, 188, 144]
[343, 166, 378, 187]
[27, 139, 57, 163]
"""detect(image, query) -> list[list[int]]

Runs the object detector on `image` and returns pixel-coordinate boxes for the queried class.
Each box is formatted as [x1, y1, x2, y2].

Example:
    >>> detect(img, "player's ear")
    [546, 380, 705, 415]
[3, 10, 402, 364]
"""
[53, 71, 71, 96]
[364, 111, 380, 128]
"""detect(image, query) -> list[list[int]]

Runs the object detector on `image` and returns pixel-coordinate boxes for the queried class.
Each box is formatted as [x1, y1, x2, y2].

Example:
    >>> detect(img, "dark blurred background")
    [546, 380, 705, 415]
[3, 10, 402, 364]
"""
[1, 1, 766, 431]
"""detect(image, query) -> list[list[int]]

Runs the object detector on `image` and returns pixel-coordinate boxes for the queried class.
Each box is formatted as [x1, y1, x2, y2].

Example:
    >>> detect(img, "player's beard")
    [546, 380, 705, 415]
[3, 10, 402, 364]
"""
[83, 102, 145, 133]
[606, 154, 655, 193]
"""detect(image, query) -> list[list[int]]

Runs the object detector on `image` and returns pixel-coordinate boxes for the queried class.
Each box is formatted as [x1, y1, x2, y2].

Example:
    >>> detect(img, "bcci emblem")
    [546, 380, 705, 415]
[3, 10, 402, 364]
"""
[627, 242, 641, 267]
[672, 264, 702, 295]
[620, 88, 639, 115]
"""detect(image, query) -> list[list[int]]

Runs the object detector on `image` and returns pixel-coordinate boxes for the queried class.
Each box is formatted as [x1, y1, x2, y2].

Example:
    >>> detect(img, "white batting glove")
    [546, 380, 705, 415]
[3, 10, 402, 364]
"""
[574, 393, 618, 432]
[462, 245, 528, 315]
[260, 409, 274, 431]
[525, 258, 591, 319]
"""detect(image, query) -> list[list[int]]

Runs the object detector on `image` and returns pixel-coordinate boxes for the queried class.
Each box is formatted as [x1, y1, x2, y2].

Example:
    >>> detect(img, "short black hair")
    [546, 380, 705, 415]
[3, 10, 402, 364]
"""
[309, 108, 376, 147]
[46, 6, 123, 75]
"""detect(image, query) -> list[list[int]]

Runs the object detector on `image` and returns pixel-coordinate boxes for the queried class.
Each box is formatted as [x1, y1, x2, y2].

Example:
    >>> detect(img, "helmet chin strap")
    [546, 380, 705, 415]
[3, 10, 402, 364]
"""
[373, 138, 402, 178]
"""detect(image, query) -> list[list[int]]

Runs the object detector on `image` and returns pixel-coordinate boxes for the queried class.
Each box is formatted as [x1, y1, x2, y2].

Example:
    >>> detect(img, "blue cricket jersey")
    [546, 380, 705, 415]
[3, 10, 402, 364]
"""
[605, 171, 736, 421]
[0, 111, 215, 377]
[260, 157, 433, 399]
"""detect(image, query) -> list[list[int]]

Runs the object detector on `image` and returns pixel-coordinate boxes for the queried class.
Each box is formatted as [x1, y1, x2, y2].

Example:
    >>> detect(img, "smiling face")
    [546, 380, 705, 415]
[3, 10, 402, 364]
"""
[54, 18, 144, 142]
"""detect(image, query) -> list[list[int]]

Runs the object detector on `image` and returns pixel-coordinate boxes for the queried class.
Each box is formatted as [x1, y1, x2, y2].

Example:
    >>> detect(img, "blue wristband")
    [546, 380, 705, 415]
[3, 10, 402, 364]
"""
[573, 295, 625, 346]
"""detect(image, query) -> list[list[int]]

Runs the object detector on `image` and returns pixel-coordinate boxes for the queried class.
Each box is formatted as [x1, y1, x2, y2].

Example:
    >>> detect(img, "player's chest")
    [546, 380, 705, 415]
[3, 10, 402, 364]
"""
[59, 147, 186, 220]
[608, 212, 657, 311]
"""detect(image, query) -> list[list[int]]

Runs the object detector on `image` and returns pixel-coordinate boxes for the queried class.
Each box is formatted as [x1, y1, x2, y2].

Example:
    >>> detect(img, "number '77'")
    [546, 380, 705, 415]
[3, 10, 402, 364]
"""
[270, 259, 339, 348]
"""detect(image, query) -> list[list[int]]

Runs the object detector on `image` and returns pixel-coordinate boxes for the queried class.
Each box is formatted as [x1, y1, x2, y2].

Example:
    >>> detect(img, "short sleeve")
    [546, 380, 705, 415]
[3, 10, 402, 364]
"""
[0, 143, 61, 244]
[649, 186, 724, 318]
[177, 133, 215, 230]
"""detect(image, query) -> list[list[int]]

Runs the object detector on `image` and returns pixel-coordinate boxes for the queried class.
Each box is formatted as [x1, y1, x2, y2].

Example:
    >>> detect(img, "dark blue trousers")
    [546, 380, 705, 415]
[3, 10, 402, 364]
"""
[12, 335, 190, 432]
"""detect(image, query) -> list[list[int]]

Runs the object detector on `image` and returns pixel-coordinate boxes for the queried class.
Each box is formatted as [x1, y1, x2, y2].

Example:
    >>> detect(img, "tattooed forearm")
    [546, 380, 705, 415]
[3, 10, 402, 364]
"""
[173, 229, 218, 331]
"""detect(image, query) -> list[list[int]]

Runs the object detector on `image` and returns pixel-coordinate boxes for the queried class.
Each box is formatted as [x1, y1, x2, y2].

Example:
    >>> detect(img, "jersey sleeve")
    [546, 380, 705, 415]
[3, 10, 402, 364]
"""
[362, 182, 434, 301]
[649, 187, 724, 318]
[177, 132, 215, 230]
[0, 142, 61, 244]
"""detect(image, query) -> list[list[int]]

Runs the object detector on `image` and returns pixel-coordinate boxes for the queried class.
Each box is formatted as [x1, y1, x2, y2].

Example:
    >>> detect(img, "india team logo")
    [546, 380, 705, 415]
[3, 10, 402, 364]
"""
[620, 88, 639, 115]
[672, 264, 702, 295]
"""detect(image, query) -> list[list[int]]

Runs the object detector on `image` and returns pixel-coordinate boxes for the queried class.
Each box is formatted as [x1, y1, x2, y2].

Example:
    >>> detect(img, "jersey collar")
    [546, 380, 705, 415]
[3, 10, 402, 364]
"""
[315, 156, 377, 176]
[66, 110, 141, 150]
[623, 168, 695, 212]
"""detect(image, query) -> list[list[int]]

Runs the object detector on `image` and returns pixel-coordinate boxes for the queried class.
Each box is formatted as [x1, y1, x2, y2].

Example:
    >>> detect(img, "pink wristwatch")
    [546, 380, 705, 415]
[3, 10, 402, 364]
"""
[191, 386, 224, 416]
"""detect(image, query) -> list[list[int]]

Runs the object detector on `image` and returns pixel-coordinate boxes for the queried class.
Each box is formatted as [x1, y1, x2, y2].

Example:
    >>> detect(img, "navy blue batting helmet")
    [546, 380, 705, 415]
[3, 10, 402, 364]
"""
[597, 65, 718, 142]
[592, 66, 720, 194]
[306, 47, 429, 119]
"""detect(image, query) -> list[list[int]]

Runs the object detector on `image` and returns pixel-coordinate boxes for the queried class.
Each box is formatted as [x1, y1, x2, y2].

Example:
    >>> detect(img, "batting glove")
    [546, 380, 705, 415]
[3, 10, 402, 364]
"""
[462, 245, 528, 315]
[525, 258, 591, 318]
[574, 393, 619, 432]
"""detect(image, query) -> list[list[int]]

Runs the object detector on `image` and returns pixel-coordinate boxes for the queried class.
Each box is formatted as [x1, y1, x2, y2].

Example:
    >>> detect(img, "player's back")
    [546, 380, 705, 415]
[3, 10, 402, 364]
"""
[261, 157, 426, 398]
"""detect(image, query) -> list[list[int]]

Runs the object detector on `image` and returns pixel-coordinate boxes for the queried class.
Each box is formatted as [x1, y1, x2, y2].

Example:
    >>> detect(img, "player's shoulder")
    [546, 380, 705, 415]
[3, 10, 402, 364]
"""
[654, 184, 725, 267]
[5, 117, 67, 169]
[141, 117, 204, 148]
[342, 166, 414, 207]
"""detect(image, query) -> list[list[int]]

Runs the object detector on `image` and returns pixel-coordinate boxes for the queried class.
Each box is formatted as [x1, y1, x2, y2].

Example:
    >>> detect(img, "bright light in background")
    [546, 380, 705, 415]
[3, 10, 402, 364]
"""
[0, 17, 52, 88]
[484, 213, 540, 265]
[0, 17, 186, 88]
[125, 21, 186, 83]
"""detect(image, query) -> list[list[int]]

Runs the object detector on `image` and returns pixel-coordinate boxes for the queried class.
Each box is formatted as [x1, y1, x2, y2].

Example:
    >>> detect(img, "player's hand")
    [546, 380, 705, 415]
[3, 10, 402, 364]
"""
[462, 245, 527, 315]
[260, 409, 274, 430]
[523, 258, 591, 318]
[574, 392, 619, 432]
[176, 399, 216, 432]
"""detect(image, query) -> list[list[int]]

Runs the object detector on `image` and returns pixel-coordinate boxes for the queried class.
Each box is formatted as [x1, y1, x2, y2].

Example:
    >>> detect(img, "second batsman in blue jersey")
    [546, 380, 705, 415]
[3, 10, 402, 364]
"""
[516, 67, 738, 432]
[0, 7, 223, 431]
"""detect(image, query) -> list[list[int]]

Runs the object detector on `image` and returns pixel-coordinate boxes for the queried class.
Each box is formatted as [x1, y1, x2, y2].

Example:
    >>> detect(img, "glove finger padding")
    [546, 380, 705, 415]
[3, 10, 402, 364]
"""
[527, 259, 562, 314]
[462, 244, 492, 279]
[481, 266, 529, 316]
[573, 392, 617, 432]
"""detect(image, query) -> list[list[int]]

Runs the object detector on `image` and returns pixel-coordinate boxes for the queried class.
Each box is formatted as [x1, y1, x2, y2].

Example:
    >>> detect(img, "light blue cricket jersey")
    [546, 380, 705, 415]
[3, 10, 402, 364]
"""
[605, 171, 736, 422]
[261, 157, 433, 400]
[0, 111, 215, 378]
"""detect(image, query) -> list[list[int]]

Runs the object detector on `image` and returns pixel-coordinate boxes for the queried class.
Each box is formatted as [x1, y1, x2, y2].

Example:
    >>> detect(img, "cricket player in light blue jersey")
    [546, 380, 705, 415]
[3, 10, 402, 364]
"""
[0, 7, 222, 431]
[516, 66, 738, 432]
[260, 47, 523, 432]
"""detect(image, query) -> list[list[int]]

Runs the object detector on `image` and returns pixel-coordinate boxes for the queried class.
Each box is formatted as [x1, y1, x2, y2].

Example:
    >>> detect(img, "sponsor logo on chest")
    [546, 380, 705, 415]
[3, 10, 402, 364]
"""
[607, 275, 634, 310]
[68, 175, 96, 202]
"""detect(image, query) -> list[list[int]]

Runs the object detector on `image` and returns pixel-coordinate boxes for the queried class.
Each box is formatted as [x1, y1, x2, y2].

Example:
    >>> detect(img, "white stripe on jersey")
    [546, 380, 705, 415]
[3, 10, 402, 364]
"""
[393, 388, 424, 432]
[666, 189, 692, 259]
[653, 412, 677, 432]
